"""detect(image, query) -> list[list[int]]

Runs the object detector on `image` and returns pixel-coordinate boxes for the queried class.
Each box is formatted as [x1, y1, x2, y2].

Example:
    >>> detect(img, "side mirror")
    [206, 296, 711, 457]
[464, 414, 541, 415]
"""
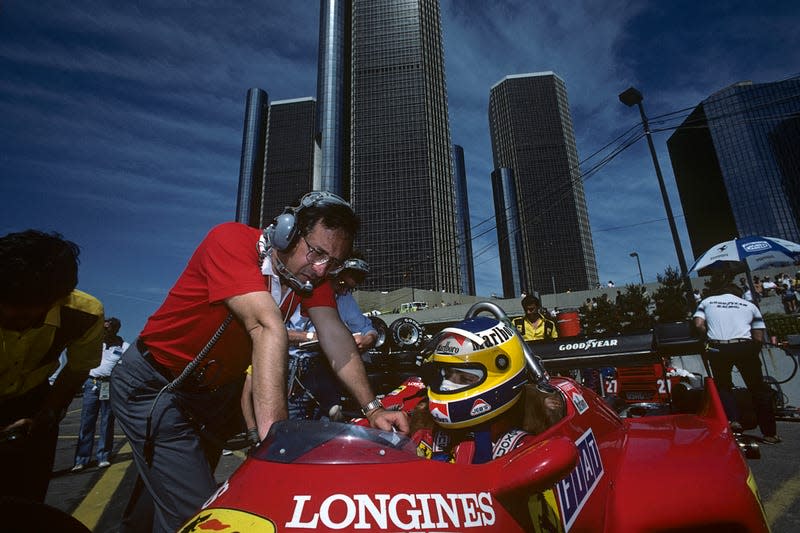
[490, 436, 578, 496]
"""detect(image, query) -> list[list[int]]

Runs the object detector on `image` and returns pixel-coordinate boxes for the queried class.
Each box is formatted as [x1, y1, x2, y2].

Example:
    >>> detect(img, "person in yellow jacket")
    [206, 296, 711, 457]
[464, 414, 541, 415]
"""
[512, 294, 557, 341]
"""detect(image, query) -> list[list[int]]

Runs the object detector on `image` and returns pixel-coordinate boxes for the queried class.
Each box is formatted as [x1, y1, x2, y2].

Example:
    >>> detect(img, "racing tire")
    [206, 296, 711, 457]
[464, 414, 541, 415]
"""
[369, 316, 390, 353]
[389, 317, 425, 349]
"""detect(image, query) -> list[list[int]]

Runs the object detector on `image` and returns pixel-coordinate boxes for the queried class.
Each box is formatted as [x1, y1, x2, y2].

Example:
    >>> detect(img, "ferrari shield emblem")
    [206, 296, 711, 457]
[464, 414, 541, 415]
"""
[179, 508, 276, 532]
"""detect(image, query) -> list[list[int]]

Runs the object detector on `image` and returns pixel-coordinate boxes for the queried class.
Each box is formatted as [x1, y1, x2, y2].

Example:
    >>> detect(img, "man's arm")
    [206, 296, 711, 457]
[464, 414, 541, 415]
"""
[336, 294, 377, 350]
[751, 328, 765, 343]
[693, 317, 707, 336]
[308, 306, 409, 434]
[226, 291, 289, 440]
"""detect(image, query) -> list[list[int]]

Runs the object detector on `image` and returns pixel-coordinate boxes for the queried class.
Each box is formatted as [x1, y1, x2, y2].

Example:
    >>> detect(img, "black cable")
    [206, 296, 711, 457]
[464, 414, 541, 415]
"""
[143, 314, 234, 466]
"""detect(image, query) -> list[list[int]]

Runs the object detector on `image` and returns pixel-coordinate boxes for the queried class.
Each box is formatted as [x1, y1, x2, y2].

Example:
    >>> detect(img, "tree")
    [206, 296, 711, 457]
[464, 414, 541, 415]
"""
[580, 293, 620, 336]
[653, 266, 690, 322]
[617, 284, 653, 332]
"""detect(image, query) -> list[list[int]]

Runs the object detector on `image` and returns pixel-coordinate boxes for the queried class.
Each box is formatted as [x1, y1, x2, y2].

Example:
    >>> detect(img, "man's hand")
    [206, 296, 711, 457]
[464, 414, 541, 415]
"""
[353, 332, 377, 351]
[366, 408, 409, 435]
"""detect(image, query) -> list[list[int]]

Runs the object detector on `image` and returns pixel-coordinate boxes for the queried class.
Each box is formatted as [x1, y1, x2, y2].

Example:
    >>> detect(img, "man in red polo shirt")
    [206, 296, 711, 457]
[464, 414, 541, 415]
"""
[111, 192, 407, 532]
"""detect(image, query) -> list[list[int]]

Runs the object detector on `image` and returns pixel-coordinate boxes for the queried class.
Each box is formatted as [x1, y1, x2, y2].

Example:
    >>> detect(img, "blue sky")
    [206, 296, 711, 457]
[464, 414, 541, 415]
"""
[1, 1, 798, 340]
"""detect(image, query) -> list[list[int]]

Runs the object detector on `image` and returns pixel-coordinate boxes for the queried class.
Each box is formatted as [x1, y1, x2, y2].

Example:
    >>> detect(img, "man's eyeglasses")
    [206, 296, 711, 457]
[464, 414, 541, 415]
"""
[302, 236, 343, 270]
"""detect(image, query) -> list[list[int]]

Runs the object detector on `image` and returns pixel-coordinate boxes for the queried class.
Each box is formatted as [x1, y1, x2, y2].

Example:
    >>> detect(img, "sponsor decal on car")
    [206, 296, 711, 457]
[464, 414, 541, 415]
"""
[529, 488, 565, 533]
[179, 508, 276, 532]
[285, 492, 496, 530]
[555, 428, 603, 531]
[570, 392, 589, 414]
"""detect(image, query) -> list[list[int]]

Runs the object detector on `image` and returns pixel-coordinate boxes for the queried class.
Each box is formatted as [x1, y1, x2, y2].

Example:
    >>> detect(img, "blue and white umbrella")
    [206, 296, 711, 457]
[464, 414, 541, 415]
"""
[689, 236, 800, 275]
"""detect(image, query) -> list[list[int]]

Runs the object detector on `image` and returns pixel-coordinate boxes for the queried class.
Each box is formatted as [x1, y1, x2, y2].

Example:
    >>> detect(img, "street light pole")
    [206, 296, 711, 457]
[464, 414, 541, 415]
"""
[619, 87, 693, 300]
[630, 251, 644, 285]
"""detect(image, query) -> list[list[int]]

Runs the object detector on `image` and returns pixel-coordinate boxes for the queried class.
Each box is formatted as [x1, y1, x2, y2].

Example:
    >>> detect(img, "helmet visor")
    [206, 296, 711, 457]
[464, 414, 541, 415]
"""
[427, 364, 485, 394]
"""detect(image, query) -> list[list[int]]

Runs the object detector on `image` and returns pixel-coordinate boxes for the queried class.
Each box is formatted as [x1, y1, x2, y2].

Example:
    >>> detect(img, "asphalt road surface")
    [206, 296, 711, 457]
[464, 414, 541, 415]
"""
[45, 395, 800, 532]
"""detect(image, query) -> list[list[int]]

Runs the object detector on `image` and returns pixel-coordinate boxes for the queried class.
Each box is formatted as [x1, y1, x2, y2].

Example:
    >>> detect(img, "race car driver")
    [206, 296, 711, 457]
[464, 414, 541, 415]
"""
[409, 316, 565, 463]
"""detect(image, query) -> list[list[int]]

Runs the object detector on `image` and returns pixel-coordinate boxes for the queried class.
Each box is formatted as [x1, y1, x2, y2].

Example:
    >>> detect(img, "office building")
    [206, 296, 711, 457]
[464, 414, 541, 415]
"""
[489, 72, 598, 295]
[492, 168, 526, 298]
[315, 0, 350, 195]
[668, 79, 800, 258]
[318, 0, 460, 293]
[260, 98, 317, 225]
[453, 145, 476, 295]
[235, 88, 269, 227]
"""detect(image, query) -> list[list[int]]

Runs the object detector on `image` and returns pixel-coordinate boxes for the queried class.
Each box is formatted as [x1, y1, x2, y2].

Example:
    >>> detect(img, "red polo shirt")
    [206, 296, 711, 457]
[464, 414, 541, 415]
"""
[140, 222, 335, 386]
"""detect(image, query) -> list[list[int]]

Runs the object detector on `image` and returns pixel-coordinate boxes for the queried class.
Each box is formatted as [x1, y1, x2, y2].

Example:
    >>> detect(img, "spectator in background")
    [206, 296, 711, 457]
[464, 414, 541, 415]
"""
[782, 283, 797, 314]
[72, 317, 128, 471]
[513, 295, 558, 341]
[0, 230, 103, 503]
[752, 276, 764, 299]
[762, 276, 778, 296]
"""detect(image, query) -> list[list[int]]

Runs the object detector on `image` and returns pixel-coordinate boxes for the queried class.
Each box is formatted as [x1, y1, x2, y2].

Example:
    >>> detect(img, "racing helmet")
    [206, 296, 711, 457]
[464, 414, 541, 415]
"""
[422, 316, 528, 429]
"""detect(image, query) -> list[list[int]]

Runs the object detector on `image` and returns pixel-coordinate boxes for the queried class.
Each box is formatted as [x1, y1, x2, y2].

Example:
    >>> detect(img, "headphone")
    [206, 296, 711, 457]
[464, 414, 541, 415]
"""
[264, 191, 353, 252]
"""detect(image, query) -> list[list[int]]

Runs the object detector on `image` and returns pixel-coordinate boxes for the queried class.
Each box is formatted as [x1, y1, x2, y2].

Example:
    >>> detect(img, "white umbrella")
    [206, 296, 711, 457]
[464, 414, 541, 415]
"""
[689, 236, 800, 275]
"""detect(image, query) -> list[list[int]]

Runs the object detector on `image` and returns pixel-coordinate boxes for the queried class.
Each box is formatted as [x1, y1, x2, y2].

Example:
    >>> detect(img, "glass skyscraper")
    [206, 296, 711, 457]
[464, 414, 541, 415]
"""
[453, 145, 475, 296]
[236, 88, 269, 228]
[489, 72, 598, 295]
[261, 98, 317, 225]
[315, 0, 350, 196]
[492, 167, 526, 298]
[325, 0, 460, 293]
[668, 78, 800, 259]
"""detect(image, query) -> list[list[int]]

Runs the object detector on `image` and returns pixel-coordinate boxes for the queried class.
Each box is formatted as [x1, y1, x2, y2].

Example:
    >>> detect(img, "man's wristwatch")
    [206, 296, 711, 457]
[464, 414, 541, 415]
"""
[306, 331, 314, 341]
[361, 398, 383, 416]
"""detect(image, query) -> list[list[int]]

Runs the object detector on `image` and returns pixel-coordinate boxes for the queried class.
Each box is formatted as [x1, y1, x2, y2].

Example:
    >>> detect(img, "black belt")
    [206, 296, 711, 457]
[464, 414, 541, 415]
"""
[89, 376, 110, 382]
[709, 338, 752, 345]
[135, 338, 220, 393]
[136, 338, 176, 383]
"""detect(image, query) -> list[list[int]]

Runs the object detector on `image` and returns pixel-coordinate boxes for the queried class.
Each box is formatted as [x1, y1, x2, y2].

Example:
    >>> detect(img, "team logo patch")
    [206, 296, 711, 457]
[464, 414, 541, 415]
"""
[429, 400, 451, 422]
[493, 429, 527, 459]
[179, 508, 276, 532]
[470, 398, 491, 416]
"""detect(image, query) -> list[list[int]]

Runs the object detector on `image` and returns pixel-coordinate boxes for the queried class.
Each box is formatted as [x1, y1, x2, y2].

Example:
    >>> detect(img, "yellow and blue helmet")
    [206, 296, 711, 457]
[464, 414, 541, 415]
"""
[422, 316, 529, 429]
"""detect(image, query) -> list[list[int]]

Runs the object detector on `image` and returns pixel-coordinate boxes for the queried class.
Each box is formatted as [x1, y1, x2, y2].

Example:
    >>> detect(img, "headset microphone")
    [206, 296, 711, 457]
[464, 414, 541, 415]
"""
[271, 249, 314, 294]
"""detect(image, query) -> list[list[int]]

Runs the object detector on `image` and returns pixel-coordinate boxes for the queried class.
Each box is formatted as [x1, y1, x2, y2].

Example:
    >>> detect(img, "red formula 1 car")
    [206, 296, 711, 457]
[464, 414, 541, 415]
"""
[180, 303, 769, 532]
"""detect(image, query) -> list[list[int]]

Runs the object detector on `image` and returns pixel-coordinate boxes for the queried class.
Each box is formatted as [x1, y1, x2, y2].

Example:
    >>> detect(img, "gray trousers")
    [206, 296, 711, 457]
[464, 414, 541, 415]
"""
[110, 341, 241, 532]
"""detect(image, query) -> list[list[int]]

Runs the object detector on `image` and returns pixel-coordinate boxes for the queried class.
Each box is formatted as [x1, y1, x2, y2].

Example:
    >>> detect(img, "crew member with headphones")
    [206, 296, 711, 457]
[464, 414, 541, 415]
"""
[110, 192, 408, 533]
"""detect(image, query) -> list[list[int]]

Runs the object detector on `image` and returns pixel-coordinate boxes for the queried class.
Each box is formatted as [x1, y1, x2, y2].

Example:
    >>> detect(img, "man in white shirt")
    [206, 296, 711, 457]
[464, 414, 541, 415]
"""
[72, 317, 129, 470]
[693, 284, 779, 443]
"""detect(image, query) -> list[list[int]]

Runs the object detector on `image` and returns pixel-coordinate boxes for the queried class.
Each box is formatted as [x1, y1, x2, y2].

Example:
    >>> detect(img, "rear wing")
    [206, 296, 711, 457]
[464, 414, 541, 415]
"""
[531, 321, 704, 372]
